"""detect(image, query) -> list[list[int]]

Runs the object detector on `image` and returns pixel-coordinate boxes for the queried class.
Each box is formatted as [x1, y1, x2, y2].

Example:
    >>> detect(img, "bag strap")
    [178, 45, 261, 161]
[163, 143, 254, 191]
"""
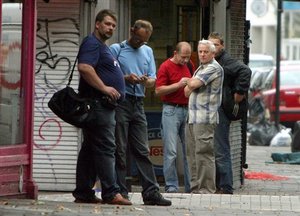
[67, 57, 78, 87]
[67, 36, 89, 86]
[116, 42, 125, 60]
[187, 61, 193, 76]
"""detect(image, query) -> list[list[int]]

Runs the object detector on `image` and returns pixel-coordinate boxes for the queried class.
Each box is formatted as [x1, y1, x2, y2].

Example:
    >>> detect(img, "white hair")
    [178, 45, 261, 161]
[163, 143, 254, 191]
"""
[198, 39, 216, 53]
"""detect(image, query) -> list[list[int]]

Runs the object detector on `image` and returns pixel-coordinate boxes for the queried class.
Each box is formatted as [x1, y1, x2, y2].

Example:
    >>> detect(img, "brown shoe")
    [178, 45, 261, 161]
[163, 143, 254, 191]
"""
[104, 193, 132, 205]
[74, 196, 102, 204]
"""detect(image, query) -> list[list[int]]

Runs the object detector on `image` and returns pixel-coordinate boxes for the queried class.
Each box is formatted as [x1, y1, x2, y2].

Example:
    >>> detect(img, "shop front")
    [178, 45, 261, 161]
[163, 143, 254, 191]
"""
[0, 0, 248, 197]
[0, 0, 37, 198]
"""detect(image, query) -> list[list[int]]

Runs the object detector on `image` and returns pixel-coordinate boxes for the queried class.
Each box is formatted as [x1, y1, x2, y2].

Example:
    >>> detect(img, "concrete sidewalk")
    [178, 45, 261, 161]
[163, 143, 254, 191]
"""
[1, 145, 300, 215]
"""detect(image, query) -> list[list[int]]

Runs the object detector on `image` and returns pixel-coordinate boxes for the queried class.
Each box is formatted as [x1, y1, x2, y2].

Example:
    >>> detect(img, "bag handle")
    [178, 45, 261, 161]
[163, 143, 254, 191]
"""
[67, 57, 78, 87]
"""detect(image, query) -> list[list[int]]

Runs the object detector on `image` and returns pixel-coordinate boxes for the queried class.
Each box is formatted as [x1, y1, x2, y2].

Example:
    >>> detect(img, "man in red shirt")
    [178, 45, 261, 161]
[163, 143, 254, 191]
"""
[155, 41, 194, 193]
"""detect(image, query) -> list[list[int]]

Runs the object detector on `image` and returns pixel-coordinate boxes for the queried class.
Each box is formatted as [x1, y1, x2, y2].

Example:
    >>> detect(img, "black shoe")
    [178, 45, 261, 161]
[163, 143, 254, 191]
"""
[215, 189, 233, 195]
[74, 195, 102, 204]
[143, 191, 172, 206]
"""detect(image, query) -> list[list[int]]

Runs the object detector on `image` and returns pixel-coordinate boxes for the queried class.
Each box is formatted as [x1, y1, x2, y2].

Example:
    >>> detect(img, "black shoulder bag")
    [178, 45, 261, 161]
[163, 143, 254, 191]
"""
[48, 58, 94, 128]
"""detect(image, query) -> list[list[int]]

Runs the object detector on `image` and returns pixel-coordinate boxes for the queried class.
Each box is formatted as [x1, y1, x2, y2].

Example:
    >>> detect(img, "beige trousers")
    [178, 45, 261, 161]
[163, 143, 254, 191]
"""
[186, 123, 216, 194]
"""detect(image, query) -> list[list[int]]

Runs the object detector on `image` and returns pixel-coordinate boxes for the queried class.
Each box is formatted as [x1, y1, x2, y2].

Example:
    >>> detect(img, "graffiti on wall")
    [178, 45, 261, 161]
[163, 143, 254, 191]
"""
[34, 17, 80, 151]
[36, 18, 80, 88]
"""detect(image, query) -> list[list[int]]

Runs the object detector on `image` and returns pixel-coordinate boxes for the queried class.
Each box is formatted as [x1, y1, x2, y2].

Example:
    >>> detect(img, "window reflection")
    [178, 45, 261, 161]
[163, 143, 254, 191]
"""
[0, 1, 23, 145]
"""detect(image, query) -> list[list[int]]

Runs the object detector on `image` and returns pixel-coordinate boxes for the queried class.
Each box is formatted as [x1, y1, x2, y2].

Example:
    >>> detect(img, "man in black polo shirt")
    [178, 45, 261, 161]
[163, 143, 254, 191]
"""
[72, 9, 131, 205]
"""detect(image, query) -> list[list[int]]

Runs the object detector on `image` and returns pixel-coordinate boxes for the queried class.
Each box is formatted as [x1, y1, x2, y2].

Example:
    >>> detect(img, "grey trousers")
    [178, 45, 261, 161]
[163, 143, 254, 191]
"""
[186, 123, 216, 194]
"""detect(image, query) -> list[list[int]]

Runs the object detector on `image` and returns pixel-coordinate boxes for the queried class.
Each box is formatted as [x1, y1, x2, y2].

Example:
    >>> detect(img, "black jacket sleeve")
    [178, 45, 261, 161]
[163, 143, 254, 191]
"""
[219, 51, 252, 94]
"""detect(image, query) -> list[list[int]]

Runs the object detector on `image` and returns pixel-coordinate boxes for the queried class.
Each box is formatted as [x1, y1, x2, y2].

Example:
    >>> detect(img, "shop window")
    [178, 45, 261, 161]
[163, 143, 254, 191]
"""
[177, 5, 200, 67]
[177, 5, 199, 51]
[0, 1, 23, 145]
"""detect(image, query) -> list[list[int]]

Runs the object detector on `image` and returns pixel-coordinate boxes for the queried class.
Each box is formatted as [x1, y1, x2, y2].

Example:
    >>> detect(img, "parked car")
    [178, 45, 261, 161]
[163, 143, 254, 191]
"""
[262, 62, 300, 129]
[249, 54, 274, 71]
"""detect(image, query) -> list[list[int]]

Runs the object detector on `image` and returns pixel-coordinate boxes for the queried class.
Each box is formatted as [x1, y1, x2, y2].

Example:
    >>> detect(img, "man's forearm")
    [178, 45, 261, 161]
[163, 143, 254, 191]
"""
[184, 86, 192, 97]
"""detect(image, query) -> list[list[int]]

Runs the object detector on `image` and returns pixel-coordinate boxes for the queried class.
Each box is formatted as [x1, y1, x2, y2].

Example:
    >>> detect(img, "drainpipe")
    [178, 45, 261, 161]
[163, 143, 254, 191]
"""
[275, 0, 282, 130]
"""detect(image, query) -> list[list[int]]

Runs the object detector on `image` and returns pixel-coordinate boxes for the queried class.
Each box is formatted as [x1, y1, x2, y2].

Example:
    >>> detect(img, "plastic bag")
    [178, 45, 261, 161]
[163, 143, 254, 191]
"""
[248, 121, 279, 146]
[270, 128, 292, 147]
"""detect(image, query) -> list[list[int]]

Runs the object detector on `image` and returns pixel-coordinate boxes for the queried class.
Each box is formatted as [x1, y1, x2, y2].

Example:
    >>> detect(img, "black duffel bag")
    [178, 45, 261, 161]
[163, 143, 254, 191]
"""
[48, 86, 94, 128]
[48, 57, 95, 128]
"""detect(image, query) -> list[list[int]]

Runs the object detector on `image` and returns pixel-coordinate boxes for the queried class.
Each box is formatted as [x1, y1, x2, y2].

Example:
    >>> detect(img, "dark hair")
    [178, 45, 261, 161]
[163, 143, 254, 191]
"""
[95, 9, 117, 23]
[208, 32, 224, 45]
[132, 20, 153, 33]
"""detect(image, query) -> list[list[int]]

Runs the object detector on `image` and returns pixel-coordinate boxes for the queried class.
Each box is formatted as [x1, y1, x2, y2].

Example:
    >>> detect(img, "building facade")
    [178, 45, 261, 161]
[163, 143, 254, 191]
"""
[247, 0, 300, 60]
[0, 0, 248, 198]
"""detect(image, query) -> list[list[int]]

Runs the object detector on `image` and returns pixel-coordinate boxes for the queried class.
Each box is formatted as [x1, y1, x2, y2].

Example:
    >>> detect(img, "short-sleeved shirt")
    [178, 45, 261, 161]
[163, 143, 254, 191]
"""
[188, 59, 224, 124]
[110, 41, 156, 97]
[78, 34, 125, 101]
[156, 59, 192, 105]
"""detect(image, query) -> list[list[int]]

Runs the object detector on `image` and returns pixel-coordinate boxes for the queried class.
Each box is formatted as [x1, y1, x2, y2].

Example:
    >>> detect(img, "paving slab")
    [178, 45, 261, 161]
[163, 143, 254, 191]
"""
[1, 145, 300, 215]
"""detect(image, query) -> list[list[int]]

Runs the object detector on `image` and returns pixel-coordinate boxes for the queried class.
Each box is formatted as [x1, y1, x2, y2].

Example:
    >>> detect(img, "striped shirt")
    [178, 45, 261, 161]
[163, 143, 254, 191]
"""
[187, 59, 224, 124]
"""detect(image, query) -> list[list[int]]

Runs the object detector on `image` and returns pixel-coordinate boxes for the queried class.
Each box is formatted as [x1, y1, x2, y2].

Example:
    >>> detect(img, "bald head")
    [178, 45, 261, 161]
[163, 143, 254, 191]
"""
[172, 41, 192, 65]
[176, 41, 191, 54]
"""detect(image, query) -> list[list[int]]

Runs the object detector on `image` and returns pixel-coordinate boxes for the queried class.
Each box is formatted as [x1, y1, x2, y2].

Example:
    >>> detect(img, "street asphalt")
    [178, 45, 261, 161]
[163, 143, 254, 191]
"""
[0, 145, 300, 216]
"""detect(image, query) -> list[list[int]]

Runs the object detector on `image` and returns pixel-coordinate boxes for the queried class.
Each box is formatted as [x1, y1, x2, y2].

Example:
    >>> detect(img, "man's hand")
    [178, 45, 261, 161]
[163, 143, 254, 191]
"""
[102, 86, 121, 101]
[179, 77, 190, 88]
[234, 93, 244, 103]
[125, 73, 141, 85]
[125, 73, 155, 88]
[139, 74, 149, 85]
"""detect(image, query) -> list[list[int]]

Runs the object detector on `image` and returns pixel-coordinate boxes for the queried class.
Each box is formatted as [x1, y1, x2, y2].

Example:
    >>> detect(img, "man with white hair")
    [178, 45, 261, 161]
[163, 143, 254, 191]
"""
[184, 39, 224, 194]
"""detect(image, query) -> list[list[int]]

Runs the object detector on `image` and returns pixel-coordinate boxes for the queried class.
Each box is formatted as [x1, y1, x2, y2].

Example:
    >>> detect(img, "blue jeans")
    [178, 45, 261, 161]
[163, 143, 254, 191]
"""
[214, 107, 233, 193]
[73, 101, 120, 201]
[161, 104, 190, 192]
[115, 97, 159, 197]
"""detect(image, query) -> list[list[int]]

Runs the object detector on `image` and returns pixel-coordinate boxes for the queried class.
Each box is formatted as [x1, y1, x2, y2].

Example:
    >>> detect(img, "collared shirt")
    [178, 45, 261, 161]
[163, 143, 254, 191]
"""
[187, 59, 224, 124]
[109, 41, 156, 97]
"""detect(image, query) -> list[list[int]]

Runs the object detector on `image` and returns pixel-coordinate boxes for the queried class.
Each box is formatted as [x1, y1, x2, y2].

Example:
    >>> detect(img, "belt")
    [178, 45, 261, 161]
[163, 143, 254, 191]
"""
[164, 102, 188, 108]
[126, 94, 143, 101]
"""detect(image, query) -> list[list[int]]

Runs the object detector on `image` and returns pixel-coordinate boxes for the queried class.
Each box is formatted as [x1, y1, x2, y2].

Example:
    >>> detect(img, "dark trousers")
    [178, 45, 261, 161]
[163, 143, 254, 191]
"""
[214, 107, 234, 193]
[72, 101, 120, 201]
[115, 97, 159, 197]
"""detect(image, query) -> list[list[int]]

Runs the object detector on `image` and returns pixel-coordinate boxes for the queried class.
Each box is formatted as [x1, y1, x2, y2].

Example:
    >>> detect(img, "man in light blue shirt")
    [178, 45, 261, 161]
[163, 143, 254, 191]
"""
[110, 19, 171, 206]
[110, 38, 156, 97]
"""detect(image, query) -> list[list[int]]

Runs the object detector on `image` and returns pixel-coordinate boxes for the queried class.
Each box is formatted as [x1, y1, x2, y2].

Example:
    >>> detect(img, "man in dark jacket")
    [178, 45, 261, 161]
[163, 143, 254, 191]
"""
[208, 32, 251, 194]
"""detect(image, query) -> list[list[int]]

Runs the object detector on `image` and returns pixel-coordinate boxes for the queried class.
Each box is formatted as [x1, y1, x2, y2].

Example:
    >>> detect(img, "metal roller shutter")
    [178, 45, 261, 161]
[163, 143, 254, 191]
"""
[230, 120, 243, 189]
[33, 0, 81, 191]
